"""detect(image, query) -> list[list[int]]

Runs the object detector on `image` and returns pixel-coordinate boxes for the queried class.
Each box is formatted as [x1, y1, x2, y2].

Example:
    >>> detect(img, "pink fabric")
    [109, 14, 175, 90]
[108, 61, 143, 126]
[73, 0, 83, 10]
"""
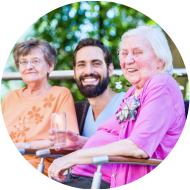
[72, 74, 186, 187]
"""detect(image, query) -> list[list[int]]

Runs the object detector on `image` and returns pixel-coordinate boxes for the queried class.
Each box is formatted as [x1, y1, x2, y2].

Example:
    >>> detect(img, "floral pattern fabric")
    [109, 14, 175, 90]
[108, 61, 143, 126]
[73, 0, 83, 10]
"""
[116, 94, 140, 123]
[8, 93, 56, 143]
[2, 86, 79, 176]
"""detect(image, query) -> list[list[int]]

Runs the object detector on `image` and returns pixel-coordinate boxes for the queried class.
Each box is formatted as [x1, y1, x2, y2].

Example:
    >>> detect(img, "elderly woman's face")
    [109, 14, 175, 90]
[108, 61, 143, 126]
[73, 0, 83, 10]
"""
[120, 35, 163, 90]
[19, 48, 54, 85]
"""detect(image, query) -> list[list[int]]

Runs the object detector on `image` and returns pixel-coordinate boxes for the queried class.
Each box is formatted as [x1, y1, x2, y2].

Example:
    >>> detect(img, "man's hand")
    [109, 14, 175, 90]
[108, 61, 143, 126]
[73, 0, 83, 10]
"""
[48, 129, 89, 151]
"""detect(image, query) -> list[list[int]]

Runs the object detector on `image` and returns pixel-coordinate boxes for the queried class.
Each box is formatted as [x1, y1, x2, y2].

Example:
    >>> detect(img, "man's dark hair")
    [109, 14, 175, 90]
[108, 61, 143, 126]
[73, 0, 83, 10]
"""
[73, 38, 112, 67]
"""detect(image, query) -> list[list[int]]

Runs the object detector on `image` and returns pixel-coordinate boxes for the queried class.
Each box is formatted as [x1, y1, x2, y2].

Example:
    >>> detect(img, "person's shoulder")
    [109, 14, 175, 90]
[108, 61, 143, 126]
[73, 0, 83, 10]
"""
[146, 73, 175, 88]
[150, 73, 171, 83]
[1, 88, 24, 108]
[118, 91, 126, 95]
[52, 86, 72, 96]
[53, 86, 71, 93]
[117, 91, 126, 98]
[3, 88, 23, 102]
[142, 74, 180, 97]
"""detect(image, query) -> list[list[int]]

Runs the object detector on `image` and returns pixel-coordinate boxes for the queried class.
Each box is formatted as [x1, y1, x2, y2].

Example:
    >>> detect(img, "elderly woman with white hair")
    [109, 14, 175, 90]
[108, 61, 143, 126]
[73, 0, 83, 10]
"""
[48, 25, 186, 188]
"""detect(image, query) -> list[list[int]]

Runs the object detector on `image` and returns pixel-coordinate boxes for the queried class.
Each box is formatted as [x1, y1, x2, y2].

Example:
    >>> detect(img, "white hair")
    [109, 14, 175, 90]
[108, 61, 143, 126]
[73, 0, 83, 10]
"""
[118, 25, 173, 75]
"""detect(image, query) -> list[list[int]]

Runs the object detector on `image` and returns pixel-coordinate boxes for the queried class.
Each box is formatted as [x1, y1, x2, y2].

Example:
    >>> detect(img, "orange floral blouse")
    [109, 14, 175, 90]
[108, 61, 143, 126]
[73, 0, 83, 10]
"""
[1, 86, 79, 176]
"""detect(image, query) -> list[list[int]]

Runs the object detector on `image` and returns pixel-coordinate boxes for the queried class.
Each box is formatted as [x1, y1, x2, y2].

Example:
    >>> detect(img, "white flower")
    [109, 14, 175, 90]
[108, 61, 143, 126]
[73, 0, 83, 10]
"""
[115, 81, 122, 89]
[179, 85, 184, 90]
[116, 84, 122, 89]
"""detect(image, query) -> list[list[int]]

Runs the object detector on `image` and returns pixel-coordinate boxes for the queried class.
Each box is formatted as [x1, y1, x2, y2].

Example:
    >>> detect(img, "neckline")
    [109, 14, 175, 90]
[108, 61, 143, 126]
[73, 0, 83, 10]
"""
[20, 86, 57, 101]
[90, 92, 125, 122]
[123, 86, 142, 103]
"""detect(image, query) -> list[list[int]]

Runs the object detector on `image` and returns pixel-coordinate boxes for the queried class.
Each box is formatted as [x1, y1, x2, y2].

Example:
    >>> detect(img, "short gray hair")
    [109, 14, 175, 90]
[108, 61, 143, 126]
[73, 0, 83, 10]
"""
[13, 38, 57, 70]
[118, 25, 173, 75]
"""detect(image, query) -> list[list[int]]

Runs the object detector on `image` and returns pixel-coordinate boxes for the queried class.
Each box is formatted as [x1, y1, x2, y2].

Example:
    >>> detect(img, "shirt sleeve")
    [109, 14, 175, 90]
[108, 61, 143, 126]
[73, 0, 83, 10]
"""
[1, 99, 5, 114]
[56, 89, 79, 134]
[1, 93, 10, 114]
[127, 83, 176, 157]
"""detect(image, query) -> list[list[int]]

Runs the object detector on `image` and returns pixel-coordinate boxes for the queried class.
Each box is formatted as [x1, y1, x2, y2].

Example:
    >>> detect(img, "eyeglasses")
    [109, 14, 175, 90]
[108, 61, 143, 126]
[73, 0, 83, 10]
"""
[19, 59, 44, 67]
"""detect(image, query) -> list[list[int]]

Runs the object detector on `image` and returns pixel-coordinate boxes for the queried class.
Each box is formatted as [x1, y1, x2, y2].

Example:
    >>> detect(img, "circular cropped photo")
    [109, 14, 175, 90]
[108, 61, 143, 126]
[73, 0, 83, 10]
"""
[1, 1, 189, 189]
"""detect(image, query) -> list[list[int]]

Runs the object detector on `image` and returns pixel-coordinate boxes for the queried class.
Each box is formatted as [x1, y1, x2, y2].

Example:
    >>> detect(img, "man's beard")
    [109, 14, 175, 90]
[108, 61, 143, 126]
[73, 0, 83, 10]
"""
[75, 73, 109, 98]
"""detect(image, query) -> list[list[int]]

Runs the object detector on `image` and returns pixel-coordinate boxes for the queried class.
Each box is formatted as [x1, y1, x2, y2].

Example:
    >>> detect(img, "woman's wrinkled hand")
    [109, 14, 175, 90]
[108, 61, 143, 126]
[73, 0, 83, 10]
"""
[48, 129, 81, 151]
[48, 152, 77, 181]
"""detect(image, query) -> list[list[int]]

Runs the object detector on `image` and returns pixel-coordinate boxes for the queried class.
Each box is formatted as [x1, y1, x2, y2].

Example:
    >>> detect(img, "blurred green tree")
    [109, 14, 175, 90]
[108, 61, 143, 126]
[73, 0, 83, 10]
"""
[1, 1, 159, 102]
[30, 1, 157, 101]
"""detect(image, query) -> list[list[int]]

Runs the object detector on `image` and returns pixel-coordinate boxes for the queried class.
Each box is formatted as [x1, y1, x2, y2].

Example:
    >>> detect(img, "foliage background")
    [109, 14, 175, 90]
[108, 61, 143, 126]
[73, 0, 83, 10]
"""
[1, 1, 187, 101]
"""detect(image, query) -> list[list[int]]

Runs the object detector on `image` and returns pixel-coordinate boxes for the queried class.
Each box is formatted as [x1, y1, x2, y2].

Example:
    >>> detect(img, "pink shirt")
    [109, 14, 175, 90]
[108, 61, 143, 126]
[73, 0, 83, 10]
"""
[72, 74, 186, 188]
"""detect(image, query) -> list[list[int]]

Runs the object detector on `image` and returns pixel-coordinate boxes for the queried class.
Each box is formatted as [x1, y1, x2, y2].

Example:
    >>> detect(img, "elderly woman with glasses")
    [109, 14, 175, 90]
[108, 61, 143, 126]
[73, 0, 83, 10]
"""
[1, 38, 79, 176]
[48, 26, 186, 188]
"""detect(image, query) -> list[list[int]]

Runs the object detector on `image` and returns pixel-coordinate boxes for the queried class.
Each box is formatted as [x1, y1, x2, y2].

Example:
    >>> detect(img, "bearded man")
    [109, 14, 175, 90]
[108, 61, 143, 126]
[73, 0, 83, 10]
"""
[49, 38, 125, 148]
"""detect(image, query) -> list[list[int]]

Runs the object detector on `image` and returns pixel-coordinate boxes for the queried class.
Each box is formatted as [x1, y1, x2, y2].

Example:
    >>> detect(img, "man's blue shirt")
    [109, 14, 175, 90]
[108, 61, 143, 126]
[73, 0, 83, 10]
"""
[82, 92, 125, 137]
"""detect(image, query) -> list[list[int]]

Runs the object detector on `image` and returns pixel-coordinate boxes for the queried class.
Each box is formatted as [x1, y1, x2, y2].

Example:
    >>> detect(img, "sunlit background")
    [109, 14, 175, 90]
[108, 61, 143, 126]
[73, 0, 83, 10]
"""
[1, 1, 188, 102]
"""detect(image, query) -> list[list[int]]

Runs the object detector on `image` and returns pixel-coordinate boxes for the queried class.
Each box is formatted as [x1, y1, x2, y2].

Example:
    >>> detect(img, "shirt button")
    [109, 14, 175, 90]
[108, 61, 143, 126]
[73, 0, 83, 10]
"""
[121, 125, 124, 128]
[112, 174, 115, 177]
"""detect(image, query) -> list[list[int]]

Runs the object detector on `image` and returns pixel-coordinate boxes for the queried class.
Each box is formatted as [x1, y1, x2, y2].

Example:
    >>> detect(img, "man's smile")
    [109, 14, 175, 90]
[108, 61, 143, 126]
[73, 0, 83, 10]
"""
[82, 77, 99, 84]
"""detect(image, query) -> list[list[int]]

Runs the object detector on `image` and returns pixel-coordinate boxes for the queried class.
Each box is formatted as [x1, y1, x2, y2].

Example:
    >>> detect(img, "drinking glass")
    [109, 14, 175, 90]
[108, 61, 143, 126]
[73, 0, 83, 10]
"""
[50, 112, 67, 148]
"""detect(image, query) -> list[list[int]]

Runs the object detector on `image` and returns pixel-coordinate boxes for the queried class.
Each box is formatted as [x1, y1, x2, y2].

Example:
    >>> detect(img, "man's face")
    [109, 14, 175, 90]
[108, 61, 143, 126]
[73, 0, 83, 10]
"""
[74, 46, 110, 98]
